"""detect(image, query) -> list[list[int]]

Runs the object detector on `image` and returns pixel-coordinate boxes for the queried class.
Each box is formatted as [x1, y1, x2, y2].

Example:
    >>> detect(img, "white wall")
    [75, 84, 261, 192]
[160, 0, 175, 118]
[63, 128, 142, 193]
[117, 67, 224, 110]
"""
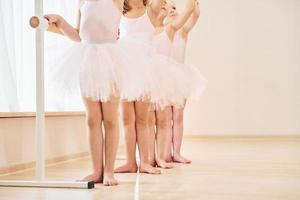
[174, 0, 300, 135]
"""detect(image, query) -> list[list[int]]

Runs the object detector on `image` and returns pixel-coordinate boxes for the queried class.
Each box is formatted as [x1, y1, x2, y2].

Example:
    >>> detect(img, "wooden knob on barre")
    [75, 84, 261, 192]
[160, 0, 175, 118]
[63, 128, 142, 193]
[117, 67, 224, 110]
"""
[29, 16, 63, 35]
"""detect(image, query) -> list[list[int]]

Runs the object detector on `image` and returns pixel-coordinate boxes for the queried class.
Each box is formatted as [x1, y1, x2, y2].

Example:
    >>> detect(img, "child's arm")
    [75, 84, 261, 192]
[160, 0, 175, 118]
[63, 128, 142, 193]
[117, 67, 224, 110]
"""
[181, 1, 200, 38]
[44, 0, 83, 42]
[168, 0, 195, 32]
[44, 13, 81, 42]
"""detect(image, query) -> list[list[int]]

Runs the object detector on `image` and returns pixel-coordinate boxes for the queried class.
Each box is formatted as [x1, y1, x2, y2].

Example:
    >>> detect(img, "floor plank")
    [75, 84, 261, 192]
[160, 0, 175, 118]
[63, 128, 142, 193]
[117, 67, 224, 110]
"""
[0, 137, 300, 200]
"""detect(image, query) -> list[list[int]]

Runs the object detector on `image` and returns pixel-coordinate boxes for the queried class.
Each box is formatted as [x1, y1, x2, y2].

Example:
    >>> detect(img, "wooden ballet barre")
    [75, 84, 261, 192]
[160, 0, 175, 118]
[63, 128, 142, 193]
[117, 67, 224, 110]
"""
[29, 16, 63, 35]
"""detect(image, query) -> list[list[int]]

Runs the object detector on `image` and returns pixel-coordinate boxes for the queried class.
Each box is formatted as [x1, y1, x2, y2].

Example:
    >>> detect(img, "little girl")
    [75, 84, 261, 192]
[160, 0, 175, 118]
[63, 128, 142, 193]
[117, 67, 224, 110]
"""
[149, 0, 205, 167]
[45, 0, 126, 186]
[114, 0, 165, 174]
[163, 0, 205, 163]
[163, 0, 206, 163]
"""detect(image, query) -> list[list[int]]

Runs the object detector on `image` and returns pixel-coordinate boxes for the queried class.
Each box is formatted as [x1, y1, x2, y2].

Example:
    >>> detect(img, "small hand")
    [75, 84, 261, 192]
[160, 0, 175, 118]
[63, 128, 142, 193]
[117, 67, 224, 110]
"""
[44, 14, 62, 26]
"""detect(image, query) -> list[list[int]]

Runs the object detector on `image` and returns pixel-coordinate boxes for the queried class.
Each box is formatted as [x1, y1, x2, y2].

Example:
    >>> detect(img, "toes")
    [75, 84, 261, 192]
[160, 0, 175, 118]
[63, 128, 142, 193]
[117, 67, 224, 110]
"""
[149, 168, 161, 174]
[139, 165, 161, 175]
[157, 161, 173, 169]
[103, 181, 110, 186]
[173, 155, 192, 164]
[103, 177, 118, 186]
[81, 174, 103, 183]
[166, 163, 173, 168]
[105, 180, 118, 186]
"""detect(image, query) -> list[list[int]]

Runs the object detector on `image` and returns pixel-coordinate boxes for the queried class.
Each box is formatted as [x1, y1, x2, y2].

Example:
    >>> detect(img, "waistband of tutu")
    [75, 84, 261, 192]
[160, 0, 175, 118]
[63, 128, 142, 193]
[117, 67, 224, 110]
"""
[81, 39, 117, 44]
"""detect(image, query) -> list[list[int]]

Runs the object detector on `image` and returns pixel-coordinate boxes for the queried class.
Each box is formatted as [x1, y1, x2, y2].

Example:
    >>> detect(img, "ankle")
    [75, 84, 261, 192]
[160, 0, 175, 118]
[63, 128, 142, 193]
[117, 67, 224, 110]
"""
[156, 156, 165, 161]
[103, 171, 115, 176]
[125, 162, 138, 167]
[139, 161, 152, 166]
[91, 170, 103, 175]
[173, 152, 181, 157]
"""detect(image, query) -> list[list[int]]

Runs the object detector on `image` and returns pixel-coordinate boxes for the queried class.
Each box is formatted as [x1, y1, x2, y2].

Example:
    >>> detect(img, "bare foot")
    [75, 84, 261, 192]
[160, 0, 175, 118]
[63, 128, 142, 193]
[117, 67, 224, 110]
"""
[81, 172, 103, 183]
[139, 163, 161, 174]
[165, 156, 173, 163]
[173, 154, 192, 164]
[114, 163, 138, 173]
[156, 159, 173, 169]
[103, 173, 118, 186]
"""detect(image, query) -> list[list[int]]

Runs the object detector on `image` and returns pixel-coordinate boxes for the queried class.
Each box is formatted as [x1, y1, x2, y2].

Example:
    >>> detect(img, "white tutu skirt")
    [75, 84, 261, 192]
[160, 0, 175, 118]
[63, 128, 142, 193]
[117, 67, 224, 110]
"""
[46, 41, 153, 102]
[46, 38, 206, 108]
[118, 33, 206, 109]
[148, 55, 207, 110]
[116, 36, 153, 102]
[118, 33, 187, 108]
[148, 55, 188, 109]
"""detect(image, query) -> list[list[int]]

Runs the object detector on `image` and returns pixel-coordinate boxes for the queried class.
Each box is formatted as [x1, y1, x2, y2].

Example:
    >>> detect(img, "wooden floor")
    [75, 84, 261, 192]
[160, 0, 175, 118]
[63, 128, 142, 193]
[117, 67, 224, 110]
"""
[0, 137, 300, 200]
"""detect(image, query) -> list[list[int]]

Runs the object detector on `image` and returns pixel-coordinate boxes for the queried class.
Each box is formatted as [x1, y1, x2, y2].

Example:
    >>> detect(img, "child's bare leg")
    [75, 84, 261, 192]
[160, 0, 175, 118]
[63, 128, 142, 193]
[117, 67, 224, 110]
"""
[164, 106, 174, 162]
[135, 101, 161, 174]
[102, 97, 120, 186]
[148, 109, 157, 167]
[114, 101, 138, 173]
[155, 106, 173, 169]
[81, 98, 104, 183]
[172, 106, 191, 164]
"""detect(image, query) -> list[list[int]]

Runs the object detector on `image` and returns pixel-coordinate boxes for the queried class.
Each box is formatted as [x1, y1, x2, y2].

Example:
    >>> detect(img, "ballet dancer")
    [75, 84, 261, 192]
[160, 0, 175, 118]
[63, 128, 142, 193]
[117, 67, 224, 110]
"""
[44, 0, 127, 186]
[148, 0, 198, 167]
[163, 0, 201, 163]
[114, 0, 166, 174]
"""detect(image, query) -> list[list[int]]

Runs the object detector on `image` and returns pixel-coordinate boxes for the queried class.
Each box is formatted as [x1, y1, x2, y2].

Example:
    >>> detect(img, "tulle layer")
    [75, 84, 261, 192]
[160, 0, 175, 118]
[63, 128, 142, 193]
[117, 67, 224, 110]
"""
[46, 39, 206, 108]
[141, 46, 207, 110]
[46, 42, 153, 102]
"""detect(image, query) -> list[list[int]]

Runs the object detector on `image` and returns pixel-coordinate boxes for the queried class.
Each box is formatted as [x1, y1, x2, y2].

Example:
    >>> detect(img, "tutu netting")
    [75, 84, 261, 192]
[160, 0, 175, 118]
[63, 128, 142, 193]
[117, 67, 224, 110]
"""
[146, 31, 194, 109]
[171, 33, 207, 101]
[46, 39, 206, 107]
[46, 40, 159, 103]
[118, 33, 190, 109]
[118, 14, 158, 102]
[148, 55, 190, 109]
[116, 33, 154, 102]
[46, 42, 122, 102]
[148, 55, 207, 110]
[146, 30, 207, 110]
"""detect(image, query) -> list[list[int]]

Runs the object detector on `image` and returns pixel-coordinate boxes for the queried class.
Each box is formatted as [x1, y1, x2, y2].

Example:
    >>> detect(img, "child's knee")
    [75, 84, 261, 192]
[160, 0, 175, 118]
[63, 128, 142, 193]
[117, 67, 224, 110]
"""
[103, 118, 118, 129]
[136, 115, 148, 126]
[122, 112, 135, 126]
[86, 114, 101, 128]
[148, 113, 156, 126]
[156, 117, 168, 129]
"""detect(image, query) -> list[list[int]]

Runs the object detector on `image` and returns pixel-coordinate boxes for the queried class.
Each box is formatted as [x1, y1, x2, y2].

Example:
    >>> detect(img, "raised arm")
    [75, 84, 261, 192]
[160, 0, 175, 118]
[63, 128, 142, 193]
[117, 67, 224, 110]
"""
[182, 1, 200, 35]
[44, 0, 83, 42]
[168, 0, 195, 31]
